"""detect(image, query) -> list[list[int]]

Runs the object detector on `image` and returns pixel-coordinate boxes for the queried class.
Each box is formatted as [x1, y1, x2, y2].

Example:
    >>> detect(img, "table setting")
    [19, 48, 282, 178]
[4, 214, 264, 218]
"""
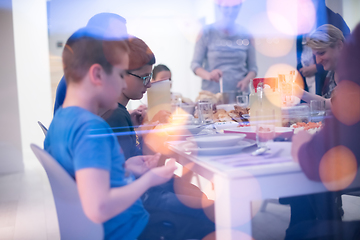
[151, 73, 360, 240]
[146, 71, 330, 176]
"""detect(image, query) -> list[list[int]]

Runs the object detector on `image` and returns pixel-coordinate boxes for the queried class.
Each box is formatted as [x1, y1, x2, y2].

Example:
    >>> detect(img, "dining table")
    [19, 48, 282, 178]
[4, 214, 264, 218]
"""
[165, 127, 360, 240]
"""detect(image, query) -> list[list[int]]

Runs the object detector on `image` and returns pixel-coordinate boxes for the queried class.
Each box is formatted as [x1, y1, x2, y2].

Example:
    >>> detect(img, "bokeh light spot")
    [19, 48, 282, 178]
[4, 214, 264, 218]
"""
[264, 64, 304, 107]
[214, 0, 246, 7]
[331, 80, 360, 126]
[267, 0, 316, 36]
[255, 36, 294, 57]
[267, 10, 295, 35]
[172, 163, 214, 211]
[143, 123, 172, 155]
[173, 175, 213, 210]
[202, 229, 254, 240]
[248, 12, 294, 57]
[319, 145, 358, 191]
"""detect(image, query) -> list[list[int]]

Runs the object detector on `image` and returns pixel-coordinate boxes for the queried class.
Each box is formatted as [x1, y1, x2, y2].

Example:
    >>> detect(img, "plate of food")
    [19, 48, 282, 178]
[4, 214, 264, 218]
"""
[290, 122, 322, 134]
[179, 139, 256, 155]
[213, 105, 250, 123]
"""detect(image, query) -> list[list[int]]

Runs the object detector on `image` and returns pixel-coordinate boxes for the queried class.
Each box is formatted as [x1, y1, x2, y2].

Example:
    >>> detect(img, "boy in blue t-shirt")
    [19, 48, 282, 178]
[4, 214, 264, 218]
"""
[44, 27, 176, 240]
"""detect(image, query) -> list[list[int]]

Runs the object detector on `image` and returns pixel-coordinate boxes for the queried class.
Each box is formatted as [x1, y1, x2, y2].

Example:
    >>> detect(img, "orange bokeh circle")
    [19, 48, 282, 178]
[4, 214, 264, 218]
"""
[319, 145, 358, 191]
[331, 80, 360, 126]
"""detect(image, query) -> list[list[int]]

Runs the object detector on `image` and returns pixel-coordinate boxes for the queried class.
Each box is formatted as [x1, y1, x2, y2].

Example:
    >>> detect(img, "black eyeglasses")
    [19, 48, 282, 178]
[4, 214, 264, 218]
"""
[126, 71, 152, 86]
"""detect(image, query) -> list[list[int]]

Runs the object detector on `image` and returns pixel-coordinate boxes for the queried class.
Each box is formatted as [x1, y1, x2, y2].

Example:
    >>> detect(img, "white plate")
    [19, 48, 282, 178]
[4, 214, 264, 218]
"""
[186, 133, 246, 148]
[166, 132, 207, 141]
[164, 124, 204, 135]
[179, 139, 256, 155]
[224, 126, 294, 140]
[213, 121, 239, 130]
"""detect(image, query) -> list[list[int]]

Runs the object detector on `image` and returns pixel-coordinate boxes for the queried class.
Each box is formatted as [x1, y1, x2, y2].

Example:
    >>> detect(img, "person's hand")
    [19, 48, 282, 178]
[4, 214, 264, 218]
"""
[125, 153, 161, 177]
[299, 64, 317, 78]
[145, 158, 177, 187]
[208, 69, 222, 82]
[150, 110, 171, 124]
[130, 105, 148, 126]
[236, 78, 251, 91]
[291, 130, 313, 163]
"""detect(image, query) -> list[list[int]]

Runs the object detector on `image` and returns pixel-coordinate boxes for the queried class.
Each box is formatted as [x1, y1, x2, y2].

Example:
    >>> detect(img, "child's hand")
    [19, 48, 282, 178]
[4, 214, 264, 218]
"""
[146, 158, 177, 187]
[130, 105, 148, 126]
[125, 153, 161, 177]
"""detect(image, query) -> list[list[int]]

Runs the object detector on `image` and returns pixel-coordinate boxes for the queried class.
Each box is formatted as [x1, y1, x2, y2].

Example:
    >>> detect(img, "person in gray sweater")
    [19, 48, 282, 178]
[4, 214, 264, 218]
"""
[190, 1, 257, 94]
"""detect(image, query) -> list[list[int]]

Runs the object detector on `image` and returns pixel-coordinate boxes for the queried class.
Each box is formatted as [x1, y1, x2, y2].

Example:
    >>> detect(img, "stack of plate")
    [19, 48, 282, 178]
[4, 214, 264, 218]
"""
[180, 133, 256, 155]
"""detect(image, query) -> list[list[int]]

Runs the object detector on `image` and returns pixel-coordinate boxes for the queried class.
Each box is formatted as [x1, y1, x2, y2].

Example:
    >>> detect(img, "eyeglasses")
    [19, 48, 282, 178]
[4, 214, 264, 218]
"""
[126, 71, 152, 86]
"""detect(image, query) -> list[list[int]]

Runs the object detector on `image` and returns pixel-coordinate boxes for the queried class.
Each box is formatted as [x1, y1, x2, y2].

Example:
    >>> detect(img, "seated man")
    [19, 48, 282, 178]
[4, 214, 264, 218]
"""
[44, 27, 177, 240]
[101, 36, 215, 240]
[290, 23, 360, 240]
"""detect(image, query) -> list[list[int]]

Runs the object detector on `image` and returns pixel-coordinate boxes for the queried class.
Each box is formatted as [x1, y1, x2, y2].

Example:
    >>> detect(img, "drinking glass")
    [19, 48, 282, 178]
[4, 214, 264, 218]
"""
[310, 100, 326, 122]
[255, 109, 276, 148]
[236, 95, 249, 108]
[197, 101, 213, 124]
[279, 73, 294, 106]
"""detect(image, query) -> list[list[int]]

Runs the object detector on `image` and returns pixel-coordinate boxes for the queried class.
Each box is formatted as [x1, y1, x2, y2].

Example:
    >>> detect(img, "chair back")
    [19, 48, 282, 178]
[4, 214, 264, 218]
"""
[37, 121, 48, 136]
[30, 144, 103, 240]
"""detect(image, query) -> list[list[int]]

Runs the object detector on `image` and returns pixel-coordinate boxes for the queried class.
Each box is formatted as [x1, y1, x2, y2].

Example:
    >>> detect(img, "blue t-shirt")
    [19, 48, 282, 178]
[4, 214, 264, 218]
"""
[44, 107, 149, 240]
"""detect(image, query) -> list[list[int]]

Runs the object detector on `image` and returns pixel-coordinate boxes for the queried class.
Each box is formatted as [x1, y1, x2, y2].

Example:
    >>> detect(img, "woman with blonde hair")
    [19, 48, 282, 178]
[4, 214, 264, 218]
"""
[296, 24, 345, 109]
[281, 24, 346, 239]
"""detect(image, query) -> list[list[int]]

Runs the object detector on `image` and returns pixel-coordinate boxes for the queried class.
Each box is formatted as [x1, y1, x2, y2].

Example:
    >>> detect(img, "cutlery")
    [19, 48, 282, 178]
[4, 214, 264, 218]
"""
[251, 147, 269, 156]
[264, 148, 283, 159]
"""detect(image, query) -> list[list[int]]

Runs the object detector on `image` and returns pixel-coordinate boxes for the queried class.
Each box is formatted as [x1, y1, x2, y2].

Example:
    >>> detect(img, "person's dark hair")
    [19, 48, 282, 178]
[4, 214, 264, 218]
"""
[127, 37, 155, 70]
[62, 27, 128, 84]
[152, 64, 171, 80]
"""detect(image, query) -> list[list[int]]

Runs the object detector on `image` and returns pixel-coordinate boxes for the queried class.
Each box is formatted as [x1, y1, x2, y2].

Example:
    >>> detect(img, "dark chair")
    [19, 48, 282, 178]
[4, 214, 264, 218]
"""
[37, 121, 48, 136]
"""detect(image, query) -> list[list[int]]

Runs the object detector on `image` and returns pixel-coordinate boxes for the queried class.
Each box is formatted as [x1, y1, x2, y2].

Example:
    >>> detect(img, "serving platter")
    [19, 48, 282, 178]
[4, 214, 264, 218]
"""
[178, 139, 256, 155]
